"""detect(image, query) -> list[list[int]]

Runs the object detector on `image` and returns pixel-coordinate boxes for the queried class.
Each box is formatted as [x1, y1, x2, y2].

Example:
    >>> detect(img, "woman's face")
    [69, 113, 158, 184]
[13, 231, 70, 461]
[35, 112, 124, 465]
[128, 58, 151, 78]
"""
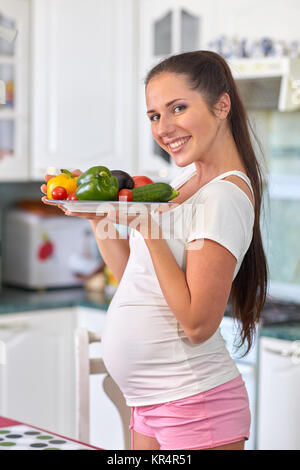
[146, 72, 224, 167]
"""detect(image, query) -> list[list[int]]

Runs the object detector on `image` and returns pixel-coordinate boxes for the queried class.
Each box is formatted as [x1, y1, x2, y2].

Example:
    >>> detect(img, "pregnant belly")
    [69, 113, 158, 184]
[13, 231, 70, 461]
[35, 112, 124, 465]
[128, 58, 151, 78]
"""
[101, 304, 180, 392]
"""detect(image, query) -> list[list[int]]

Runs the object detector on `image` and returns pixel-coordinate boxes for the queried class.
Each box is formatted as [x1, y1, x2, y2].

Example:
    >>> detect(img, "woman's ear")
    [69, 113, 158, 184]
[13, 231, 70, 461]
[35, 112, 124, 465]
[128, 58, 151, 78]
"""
[214, 93, 231, 120]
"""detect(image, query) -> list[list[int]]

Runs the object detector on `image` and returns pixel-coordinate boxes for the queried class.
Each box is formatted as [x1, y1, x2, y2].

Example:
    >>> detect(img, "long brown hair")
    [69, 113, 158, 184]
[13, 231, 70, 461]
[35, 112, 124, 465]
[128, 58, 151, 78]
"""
[145, 51, 268, 356]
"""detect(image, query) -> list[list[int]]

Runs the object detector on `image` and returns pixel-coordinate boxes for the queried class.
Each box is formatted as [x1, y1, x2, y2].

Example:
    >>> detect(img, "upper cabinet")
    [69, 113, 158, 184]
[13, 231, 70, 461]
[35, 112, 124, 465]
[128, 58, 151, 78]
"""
[0, 0, 29, 181]
[137, 0, 213, 181]
[30, 0, 137, 180]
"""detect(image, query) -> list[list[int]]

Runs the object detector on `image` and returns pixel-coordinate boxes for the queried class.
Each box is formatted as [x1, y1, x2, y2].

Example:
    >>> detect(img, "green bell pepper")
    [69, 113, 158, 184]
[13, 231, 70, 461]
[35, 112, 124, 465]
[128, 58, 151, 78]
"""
[76, 166, 119, 201]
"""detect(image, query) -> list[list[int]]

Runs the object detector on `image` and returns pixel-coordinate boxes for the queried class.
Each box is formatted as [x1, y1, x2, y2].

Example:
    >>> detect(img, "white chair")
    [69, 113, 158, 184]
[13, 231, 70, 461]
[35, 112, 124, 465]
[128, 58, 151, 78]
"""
[74, 328, 131, 449]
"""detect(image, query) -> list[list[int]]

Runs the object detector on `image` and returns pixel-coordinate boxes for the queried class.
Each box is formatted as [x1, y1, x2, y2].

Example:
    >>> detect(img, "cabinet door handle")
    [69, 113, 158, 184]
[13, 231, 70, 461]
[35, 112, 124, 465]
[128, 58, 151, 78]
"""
[264, 342, 300, 364]
[264, 346, 291, 356]
[0, 321, 28, 330]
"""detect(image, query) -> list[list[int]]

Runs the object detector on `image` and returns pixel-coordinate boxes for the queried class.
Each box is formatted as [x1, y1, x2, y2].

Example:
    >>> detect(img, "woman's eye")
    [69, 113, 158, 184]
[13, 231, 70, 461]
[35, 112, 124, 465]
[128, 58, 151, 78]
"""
[150, 114, 159, 122]
[174, 104, 186, 113]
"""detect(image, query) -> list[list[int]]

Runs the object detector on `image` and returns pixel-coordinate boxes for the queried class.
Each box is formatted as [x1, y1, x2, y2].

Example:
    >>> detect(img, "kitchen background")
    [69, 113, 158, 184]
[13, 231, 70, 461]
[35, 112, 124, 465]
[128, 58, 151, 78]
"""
[0, 0, 300, 451]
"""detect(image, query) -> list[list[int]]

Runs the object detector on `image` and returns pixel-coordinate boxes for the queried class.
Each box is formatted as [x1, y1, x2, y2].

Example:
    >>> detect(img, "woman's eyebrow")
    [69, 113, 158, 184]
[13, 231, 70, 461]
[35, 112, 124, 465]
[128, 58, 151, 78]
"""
[146, 98, 185, 114]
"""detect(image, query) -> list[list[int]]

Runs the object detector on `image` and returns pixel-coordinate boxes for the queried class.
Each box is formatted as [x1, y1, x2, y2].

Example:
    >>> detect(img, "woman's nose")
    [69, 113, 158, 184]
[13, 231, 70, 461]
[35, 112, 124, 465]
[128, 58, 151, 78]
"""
[157, 115, 175, 137]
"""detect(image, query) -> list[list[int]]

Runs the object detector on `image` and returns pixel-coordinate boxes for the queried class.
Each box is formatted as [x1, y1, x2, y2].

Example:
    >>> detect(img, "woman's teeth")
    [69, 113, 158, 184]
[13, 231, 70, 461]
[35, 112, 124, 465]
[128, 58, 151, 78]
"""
[169, 137, 190, 150]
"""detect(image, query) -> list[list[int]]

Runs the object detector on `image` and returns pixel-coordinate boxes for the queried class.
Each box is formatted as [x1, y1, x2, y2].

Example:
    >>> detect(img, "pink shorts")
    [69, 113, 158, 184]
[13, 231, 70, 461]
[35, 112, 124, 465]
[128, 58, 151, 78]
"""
[129, 374, 250, 450]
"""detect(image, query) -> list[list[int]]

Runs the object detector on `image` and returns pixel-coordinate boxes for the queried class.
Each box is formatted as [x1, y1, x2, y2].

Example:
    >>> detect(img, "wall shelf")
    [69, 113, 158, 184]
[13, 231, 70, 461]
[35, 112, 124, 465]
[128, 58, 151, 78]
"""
[229, 57, 300, 111]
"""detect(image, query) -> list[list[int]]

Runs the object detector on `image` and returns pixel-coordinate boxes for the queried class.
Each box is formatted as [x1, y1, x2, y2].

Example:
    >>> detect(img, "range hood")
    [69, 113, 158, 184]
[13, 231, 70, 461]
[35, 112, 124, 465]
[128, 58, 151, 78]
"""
[228, 57, 300, 111]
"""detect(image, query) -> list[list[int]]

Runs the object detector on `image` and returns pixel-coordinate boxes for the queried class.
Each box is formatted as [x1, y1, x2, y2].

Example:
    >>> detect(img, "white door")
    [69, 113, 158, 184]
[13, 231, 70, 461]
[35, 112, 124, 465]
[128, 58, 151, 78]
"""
[30, 0, 137, 180]
[0, 309, 76, 437]
[137, 0, 214, 181]
[257, 336, 300, 450]
[0, 0, 29, 181]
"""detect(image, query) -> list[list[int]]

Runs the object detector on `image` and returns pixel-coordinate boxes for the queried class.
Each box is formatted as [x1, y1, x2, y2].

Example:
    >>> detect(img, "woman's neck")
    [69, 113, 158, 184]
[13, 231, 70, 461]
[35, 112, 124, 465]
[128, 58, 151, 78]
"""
[194, 127, 245, 184]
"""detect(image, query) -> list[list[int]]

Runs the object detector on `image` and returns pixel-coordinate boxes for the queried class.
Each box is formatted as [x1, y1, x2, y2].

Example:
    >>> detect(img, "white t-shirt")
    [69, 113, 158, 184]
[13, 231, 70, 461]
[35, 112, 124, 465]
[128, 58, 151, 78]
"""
[101, 167, 255, 406]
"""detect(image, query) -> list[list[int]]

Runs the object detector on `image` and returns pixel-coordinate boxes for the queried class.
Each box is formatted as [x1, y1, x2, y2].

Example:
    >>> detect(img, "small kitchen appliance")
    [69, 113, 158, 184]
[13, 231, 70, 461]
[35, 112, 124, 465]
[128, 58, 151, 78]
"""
[2, 202, 102, 289]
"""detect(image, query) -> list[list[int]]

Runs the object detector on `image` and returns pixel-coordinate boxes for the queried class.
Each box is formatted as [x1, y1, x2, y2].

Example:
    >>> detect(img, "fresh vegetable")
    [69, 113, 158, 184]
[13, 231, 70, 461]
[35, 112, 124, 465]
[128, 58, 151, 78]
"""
[117, 189, 133, 201]
[131, 182, 179, 202]
[132, 176, 154, 187]
[111, 170, 134, 190]
[52, 186, 68, 200]
[76, 166, 119, 201]
[46, 169, 78, 200]
[66, 192, 78, 200]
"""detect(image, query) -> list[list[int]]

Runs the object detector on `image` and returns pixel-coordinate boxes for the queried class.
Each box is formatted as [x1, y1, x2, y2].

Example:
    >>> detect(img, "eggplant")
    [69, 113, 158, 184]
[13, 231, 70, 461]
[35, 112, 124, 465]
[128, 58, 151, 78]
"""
[111, 170, 134, 190]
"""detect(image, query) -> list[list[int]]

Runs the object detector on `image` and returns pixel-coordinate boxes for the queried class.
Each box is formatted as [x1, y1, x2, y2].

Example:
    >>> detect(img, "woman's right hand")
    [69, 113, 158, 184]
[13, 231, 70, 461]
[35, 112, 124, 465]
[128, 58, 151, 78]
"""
[40, 168, 82, 198]
[40, 169, 108, 221]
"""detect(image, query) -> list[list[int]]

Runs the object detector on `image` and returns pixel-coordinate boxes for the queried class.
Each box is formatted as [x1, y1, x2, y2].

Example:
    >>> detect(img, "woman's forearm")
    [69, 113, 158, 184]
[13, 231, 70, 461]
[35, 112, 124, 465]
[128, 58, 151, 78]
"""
[90, 220, 130, 283]
[143, 236, 193, 337]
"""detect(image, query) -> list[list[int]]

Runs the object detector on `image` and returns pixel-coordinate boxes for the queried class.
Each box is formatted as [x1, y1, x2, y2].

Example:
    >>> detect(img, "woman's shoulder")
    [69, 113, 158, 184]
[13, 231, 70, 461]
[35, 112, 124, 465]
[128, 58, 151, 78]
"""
[194, 177, 255, 214]
[221, 173, 255, 210]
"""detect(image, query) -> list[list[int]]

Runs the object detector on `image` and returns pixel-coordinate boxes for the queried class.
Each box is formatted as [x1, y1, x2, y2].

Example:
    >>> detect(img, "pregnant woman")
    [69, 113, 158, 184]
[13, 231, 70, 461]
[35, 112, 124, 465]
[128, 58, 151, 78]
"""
[42, 51, 268, 450]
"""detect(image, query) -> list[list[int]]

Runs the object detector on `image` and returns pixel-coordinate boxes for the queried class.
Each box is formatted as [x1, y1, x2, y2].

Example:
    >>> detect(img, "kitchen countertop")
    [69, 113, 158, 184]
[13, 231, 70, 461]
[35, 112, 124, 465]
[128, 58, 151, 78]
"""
[258, 323, 300, 342]
[0, 286, 111, 314]
[1, 286, 300, 341]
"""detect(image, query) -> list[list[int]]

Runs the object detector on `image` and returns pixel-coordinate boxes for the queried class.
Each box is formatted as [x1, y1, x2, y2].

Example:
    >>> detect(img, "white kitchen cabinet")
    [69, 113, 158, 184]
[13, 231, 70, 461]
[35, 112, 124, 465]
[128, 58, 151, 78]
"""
[219, 316, 258, 450]
[257, 336, 300, 450]
[137, 0, 214, 181]
[0, 305, 126, 449]
[0, 308, 76, 437]
[30, 0, 137, 180]
[75, 306, 126, 450]
[0, 0, 29, 181]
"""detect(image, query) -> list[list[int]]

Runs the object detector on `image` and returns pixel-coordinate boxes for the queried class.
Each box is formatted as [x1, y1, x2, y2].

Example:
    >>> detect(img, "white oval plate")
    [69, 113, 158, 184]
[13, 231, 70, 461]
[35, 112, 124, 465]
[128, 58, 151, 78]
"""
[44, 199, 174, 214]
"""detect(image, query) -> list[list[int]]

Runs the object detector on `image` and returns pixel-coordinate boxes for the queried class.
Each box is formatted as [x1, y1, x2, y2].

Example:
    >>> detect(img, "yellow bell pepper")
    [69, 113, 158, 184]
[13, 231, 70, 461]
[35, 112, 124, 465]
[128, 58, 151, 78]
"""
[47, 169, 78, 199]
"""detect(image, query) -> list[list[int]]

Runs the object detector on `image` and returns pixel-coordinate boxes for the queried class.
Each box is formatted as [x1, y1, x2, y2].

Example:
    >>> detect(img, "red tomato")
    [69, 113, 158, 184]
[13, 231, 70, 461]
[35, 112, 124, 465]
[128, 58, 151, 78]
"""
[66, 192, 78, 200]
[52, 186, 68, 200]
[132, 176, 154, 188]
[117, 189, 133, 201]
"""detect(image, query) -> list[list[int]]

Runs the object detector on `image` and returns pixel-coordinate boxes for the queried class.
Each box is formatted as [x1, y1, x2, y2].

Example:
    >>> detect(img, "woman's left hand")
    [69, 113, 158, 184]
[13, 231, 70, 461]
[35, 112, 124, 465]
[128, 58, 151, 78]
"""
[106, 208, 162, 240]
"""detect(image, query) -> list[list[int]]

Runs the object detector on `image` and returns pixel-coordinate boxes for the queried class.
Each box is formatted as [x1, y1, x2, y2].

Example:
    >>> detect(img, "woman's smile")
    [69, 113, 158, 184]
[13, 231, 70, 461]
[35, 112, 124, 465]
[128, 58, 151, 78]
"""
[165, 136, 191, 153]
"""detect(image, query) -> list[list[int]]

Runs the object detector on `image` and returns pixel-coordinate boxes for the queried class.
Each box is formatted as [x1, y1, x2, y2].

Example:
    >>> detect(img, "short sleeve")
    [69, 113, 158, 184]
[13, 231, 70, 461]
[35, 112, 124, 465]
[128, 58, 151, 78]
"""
[186, 181, 255, 261]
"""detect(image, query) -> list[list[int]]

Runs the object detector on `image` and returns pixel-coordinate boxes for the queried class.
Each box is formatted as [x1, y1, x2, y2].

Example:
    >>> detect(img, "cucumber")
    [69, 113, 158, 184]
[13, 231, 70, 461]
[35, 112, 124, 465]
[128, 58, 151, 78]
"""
[131, 182, 179, 202]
